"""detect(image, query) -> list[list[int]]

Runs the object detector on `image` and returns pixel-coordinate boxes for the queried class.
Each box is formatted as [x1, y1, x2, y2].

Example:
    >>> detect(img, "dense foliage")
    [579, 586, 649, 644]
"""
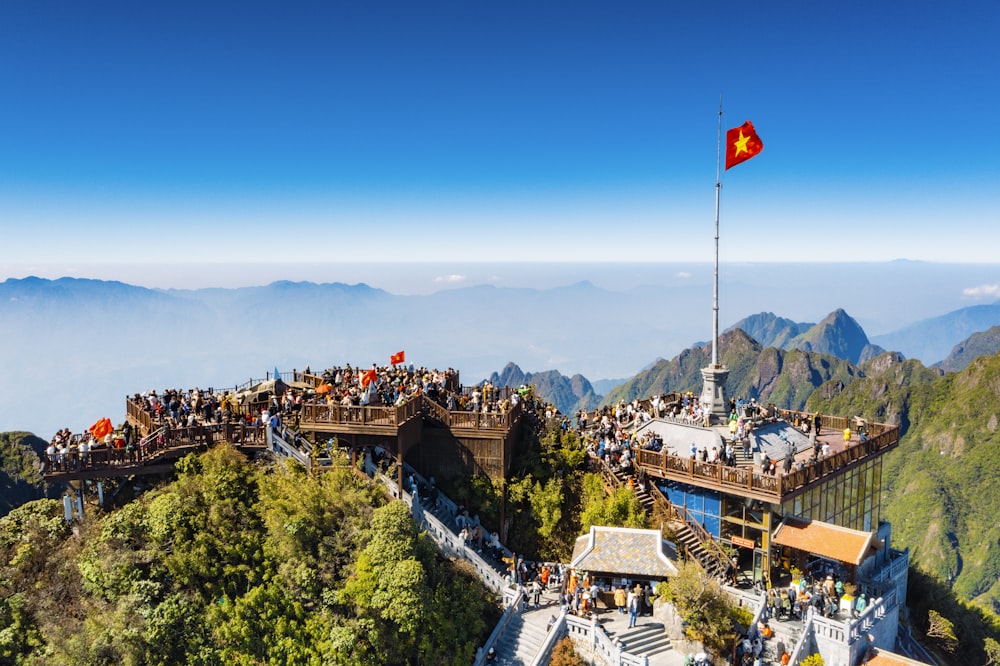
[441, 421, 647, 562]
[656, 560, 750, 657]
[0, 432, 51, 517]
[810, 352, 1000, 660]
[0, 447, 499, 665]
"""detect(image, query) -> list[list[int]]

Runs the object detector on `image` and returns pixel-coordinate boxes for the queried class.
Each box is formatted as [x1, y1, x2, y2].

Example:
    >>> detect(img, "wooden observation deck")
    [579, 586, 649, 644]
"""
[632, 411, 899, 505]
[42, 386, 525, 486]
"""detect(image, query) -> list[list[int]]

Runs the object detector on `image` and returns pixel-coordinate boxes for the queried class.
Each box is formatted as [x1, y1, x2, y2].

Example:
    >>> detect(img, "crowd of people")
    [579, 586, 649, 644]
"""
[40, 424, 140, 473]
[43, 358, 557, 478]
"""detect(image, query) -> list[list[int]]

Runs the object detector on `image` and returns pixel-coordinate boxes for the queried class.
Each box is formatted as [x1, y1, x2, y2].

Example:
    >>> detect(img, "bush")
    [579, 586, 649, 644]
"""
[550, 636, 585, 666]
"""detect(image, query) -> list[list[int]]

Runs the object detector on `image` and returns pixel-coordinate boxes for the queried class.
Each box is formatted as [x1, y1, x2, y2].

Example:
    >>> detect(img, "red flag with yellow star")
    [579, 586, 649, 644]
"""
[725, 120, 763, 170]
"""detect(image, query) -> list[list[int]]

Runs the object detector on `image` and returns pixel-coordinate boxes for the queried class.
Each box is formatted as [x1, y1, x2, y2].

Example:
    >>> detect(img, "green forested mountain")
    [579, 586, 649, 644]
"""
[0, 432, 55, 517]
[603, 325, 1000, 617]
[603, 328, 861, 410]
[809, 351, 1000, 616]
[0, 447, 499, 664]
[726, 311, 810, 350]
[728, 309, 885, 364]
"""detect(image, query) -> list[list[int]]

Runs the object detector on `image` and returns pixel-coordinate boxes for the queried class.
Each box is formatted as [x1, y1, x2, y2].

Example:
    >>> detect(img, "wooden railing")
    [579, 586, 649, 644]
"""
[635, 422, 899, 502]
[126, 398, 154, 433]
[300, 394, 519, 432]
[41, 422, 265, 478]
[301, 403, 399, 427]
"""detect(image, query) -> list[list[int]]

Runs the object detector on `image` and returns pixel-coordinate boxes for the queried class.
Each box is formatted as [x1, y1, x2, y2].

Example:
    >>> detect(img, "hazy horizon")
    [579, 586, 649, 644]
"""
[4, 260, 1000, 334]
[5, 259, 1000, 440]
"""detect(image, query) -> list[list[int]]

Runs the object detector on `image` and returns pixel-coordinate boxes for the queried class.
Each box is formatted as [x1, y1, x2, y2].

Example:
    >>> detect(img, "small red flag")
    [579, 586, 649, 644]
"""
[361, 369, 377, 387]
[390, 351, 405, 365]
[725, 120, 763, 170]
[89, 417, 113, 439]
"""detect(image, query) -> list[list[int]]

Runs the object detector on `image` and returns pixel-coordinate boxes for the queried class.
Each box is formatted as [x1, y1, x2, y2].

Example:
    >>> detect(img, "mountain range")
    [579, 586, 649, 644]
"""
[5, 275, 1000, 439]
[10, 275, 1000, 619]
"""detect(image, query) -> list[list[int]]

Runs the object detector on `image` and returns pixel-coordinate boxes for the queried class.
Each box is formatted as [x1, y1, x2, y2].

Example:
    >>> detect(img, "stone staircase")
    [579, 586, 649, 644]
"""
[759, 610, 804, 665]
[609, 621, 673, 658]
[492, 613, 548, 665]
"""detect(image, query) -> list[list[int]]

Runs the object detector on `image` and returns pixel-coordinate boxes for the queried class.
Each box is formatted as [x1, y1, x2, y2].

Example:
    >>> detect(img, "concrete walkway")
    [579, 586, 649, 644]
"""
[498, 585, 698, 666]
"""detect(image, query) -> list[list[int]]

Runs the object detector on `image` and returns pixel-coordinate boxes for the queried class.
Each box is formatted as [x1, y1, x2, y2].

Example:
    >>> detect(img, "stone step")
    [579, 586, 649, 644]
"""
[608, 622, 673, 656]
[615, 622, 673, 656]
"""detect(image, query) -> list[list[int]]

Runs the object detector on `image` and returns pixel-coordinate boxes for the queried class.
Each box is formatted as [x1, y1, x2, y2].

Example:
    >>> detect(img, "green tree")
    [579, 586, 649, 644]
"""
[927, 609, 959, 654]
[340, 501, 432, 663]
[0, 592, 44, 663]
[579, 473, 647, 533]
[160, 447, 267, 602]
[658, 560, 740, 656]
[984, 636, 1000, 665]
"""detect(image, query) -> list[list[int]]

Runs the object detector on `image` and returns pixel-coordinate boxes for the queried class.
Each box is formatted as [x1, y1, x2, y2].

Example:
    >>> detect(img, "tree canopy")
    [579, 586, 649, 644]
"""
[0, 447, 499, 664]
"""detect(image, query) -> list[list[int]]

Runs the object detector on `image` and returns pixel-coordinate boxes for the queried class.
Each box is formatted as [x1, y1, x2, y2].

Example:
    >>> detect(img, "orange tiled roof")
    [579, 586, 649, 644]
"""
[864, 649, 931, 665]
[772, 518, 878, 566]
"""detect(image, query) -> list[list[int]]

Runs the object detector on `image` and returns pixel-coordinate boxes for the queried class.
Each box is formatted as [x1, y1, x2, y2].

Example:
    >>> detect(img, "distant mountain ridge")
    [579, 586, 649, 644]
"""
[935, 325, 1000, 373]
[730, 312, 810, 349]
[728, 309, 885, 365]
[1, 276, 714, 436]
[486, 362, 602, 416]
[871, 301, 1000, 365]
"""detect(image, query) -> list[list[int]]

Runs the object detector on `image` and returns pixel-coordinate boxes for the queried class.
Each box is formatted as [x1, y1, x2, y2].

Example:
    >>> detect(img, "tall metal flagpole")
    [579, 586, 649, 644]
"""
[700, 96, 730, 425]
[712, 97, 722, 368]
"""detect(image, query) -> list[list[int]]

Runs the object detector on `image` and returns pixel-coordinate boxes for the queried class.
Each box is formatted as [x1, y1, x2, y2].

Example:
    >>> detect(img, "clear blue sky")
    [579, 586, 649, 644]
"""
[2, 0, 999, 286]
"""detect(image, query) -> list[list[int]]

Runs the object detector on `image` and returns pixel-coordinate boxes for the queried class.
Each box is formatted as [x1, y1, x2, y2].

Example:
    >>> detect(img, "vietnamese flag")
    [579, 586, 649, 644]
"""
[89, 417, 113, 439]
[361, 369, 377, 387]
[390, 350, 405, 365]
[725, 120, 763, 170]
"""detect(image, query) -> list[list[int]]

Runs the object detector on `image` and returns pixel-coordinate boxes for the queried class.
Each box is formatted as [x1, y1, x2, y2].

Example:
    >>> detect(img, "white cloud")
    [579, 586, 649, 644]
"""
[676, 271, 692, 279]
[433, 274, 467, 284]
[962, 284, 1000, 299]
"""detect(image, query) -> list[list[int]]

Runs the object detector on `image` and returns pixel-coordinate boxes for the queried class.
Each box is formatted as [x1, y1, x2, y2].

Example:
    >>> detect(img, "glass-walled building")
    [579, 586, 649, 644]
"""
[638, 415, 898, 586]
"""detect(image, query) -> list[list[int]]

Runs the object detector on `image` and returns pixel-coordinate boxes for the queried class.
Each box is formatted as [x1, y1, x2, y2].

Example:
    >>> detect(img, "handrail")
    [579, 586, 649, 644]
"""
[562, 613, 649, 666]
[634, 422, 899, 502]
[299, 394, 521, 433]
[669, 501, 733, 576]
[267, 427, 311, 468]
[42, 421, 268, 479]
[528, 609, 567, 666]
[301, 402, 399, 427]
[422, 396, 452, 424]
[472, 589, 525, 666]
[591, 452, 731, 585]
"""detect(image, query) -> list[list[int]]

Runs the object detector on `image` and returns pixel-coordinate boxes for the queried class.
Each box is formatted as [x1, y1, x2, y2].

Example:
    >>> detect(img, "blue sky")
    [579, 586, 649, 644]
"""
[2, 1, 999, 288]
